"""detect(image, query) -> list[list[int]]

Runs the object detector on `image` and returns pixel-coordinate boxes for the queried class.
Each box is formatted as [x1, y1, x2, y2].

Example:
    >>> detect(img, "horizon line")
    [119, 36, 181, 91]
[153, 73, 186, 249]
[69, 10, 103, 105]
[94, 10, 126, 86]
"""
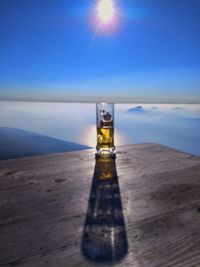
[0, 99, 199, 104]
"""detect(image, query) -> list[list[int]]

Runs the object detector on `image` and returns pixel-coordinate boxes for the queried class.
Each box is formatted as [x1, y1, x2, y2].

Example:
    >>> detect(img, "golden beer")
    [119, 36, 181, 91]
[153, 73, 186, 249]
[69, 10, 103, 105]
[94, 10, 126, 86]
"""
[97, 128, 114, 149]
[96, 103, 115, 158]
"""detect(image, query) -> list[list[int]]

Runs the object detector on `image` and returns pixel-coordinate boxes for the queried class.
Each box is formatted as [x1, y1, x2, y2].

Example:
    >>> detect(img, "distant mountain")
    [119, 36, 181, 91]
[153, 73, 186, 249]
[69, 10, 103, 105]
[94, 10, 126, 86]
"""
[172, 107, 186, 112]
[0, 127, 90, 160]
[126, 106, 146, 114]
[173, 107, 184, 110]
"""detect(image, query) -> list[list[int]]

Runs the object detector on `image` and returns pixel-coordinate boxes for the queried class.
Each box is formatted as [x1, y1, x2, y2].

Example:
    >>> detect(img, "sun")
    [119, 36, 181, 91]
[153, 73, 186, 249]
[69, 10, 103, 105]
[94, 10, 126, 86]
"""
[97, 0, 115, 23]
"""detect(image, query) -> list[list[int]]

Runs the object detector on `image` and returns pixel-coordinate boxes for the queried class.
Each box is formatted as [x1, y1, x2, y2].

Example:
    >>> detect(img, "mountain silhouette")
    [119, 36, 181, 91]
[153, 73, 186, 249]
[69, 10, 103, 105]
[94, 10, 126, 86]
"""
[0, 127, 90, 160]
[126, 106, 146, 114]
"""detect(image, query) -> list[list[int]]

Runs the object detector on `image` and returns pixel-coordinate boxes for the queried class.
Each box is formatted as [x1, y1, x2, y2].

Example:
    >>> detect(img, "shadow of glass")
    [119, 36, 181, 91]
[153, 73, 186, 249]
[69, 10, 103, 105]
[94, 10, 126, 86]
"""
[81, 158, 128, 263]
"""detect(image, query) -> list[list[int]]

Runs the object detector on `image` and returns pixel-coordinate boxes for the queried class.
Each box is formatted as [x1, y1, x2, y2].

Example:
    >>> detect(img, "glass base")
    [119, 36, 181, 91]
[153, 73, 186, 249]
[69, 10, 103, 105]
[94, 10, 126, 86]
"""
[95, 148, 116, 159]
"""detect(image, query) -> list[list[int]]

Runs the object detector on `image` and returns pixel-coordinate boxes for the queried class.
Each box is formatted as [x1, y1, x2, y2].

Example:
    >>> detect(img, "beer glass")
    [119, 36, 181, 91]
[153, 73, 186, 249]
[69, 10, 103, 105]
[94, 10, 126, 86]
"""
[96, 103, 115, 158]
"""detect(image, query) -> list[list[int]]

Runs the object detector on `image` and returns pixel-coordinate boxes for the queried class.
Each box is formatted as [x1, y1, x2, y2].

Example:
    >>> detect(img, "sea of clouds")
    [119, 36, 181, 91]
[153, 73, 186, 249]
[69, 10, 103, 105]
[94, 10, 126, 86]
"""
[0, 101, 200, 156]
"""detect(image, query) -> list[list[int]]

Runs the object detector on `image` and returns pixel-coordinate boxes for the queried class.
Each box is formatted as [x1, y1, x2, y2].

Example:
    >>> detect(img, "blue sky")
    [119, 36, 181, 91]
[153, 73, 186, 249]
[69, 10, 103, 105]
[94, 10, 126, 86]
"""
[0, 0, 200, 102]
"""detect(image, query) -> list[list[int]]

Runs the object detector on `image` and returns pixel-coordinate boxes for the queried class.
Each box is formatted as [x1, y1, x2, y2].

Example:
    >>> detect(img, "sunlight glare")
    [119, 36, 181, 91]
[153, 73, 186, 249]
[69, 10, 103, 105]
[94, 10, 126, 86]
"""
[97, 0, 115, 23]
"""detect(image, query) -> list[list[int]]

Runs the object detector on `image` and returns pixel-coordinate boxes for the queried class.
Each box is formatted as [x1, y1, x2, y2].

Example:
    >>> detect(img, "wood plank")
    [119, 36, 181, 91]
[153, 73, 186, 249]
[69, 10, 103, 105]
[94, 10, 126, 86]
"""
[0, 144, 200, 267]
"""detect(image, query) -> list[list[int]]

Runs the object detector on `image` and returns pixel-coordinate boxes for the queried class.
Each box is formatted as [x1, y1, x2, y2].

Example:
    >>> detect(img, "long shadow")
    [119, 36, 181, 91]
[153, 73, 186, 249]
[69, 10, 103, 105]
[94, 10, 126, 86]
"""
[81, 158, 128, 263]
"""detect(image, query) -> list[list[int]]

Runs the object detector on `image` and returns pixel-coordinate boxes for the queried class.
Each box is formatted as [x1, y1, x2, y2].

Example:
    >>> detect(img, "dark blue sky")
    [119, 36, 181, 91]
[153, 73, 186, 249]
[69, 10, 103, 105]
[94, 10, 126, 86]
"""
[0, 0, 200, 102]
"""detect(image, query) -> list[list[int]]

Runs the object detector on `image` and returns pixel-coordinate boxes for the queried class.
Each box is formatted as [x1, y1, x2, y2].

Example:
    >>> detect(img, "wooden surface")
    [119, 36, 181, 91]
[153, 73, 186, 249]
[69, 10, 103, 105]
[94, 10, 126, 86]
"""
[0, 143, 200, 267]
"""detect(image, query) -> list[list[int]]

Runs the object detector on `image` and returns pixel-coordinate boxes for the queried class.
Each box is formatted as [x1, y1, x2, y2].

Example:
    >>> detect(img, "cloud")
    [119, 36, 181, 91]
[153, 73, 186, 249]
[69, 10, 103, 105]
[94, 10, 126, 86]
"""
[0, 101, 200, 156]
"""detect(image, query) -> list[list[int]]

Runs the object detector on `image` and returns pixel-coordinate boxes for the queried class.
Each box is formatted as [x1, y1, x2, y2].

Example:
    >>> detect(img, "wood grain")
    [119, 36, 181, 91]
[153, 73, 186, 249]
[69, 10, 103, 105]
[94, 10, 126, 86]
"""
[0, 144, 200, 267]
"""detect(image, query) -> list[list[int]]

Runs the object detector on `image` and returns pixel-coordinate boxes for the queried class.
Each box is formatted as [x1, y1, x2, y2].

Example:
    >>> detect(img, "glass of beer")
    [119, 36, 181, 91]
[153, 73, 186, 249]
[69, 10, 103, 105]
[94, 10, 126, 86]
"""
[96, 103, 116, 158]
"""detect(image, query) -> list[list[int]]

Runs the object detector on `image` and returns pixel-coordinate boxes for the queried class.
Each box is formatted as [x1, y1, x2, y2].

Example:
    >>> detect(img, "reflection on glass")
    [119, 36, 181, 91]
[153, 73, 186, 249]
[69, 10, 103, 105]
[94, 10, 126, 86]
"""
[96, 103, 116, 158]
[81, 158, 128, 263]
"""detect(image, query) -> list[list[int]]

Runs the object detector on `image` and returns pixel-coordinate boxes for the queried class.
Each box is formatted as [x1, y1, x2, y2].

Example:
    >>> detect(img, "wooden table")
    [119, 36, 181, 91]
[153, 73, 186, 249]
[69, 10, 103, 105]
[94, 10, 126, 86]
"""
[0, 143, 200, 267]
